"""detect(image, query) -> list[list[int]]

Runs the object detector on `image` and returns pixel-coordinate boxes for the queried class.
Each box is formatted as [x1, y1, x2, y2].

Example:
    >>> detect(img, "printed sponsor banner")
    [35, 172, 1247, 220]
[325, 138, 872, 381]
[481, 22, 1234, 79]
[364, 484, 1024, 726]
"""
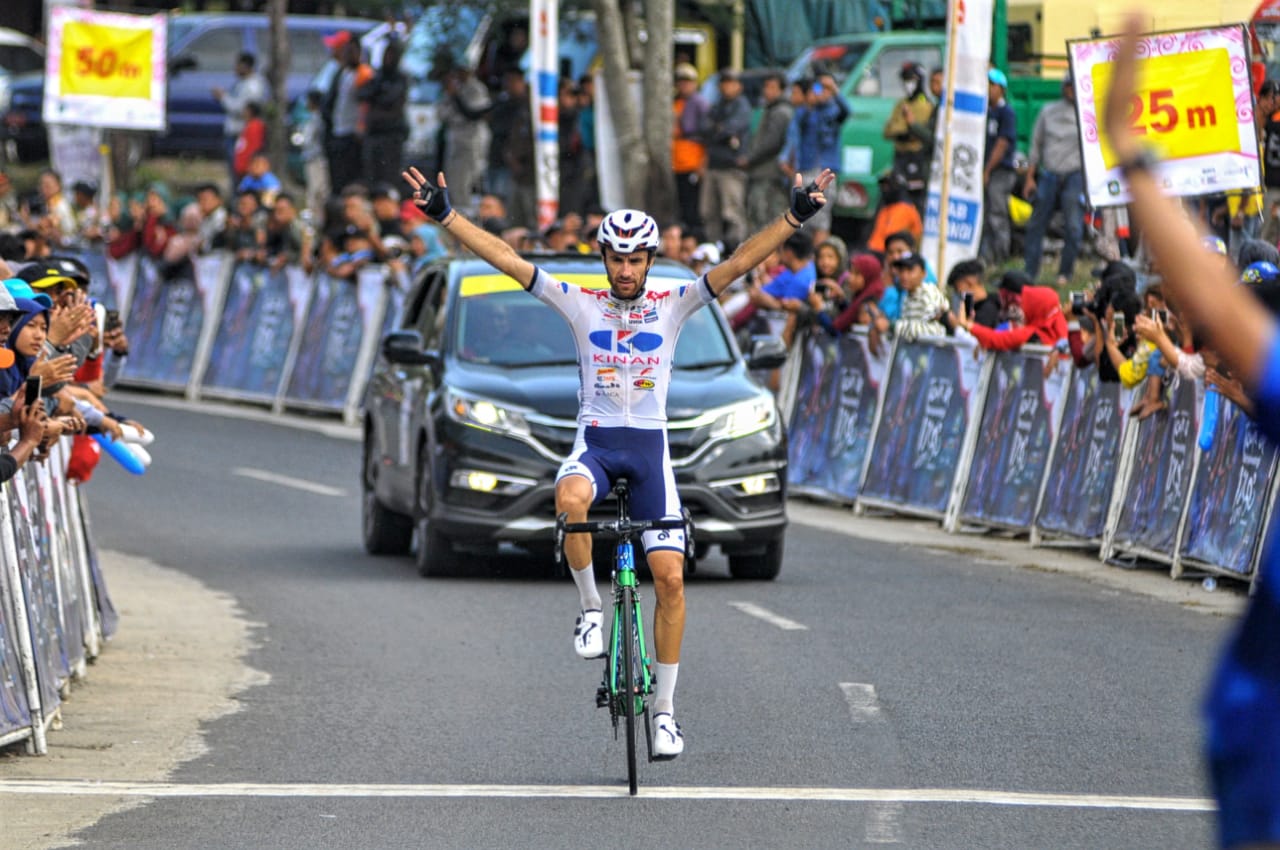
[788, 328, 889, 501]
[960, 349, 1066, 530]
[1181, 398, 1279, 575]
[1111, 372, 1199, 556]
[69, 247, 134, 318]
[120, 255, 226, 390]
[922, 0, 993, 283]
[7, 480, 66, 715]
[44, 7, 167, 131]
[530, 0, 560, 230]
[1069, 25, 1261, 207]
[0, 562, 32, 737]
[203, 263, 307, 402]
[1035, 367, 1128, 541]
[860, 338, 984, 516]
[282, 271, 386, 411]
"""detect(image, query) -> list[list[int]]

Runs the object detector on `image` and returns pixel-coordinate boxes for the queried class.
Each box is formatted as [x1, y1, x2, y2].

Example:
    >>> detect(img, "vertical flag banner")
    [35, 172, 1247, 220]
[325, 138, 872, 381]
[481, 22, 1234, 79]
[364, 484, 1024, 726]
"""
[922, 0, 994, 284]
[44, 7, 167, 131]
[531, 0, 560, 231]
[1069, 25, 1260, 207]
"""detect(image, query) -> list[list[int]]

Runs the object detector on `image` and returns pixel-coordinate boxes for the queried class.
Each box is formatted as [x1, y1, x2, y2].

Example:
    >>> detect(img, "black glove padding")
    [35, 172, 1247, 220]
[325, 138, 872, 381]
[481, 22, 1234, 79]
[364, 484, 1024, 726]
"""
[414, 178, 453, 223]
[790, 180, 825, 223]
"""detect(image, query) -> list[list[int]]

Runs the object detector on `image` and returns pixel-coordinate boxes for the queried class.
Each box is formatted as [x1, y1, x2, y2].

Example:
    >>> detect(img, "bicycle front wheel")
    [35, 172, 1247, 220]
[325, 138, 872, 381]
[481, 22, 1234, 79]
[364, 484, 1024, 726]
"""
[620, 584, 639, 796]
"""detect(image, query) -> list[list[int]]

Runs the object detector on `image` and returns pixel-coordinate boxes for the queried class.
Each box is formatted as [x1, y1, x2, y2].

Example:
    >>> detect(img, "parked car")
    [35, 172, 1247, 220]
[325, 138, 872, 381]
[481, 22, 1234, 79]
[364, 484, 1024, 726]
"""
[362, 253, 790, 580]
[2, 13, 377, 162]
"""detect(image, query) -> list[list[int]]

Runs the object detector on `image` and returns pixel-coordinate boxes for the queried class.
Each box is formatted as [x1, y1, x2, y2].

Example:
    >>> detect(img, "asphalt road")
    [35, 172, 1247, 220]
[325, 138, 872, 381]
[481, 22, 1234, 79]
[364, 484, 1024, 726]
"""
[25, 397, 1233, 848]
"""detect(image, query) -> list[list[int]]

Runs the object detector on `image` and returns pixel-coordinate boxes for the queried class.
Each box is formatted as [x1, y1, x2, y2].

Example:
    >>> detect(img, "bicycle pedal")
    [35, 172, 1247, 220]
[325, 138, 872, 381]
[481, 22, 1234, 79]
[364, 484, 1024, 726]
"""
[595, 685, 609, 708]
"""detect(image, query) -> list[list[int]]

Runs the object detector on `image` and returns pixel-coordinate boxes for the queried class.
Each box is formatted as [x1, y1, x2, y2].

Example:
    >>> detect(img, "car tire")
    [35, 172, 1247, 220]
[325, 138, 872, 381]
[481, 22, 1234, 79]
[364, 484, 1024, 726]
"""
[727, 533, 784, 581]
[361, 441, 413, 556]
[415, 454, 458, 577]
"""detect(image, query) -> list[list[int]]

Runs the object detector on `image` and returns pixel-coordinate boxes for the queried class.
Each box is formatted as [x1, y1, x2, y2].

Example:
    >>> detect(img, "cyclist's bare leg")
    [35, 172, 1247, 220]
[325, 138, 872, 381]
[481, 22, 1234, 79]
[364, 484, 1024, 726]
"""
[556, 474, 595, 571]
[648, 549, 685, 664]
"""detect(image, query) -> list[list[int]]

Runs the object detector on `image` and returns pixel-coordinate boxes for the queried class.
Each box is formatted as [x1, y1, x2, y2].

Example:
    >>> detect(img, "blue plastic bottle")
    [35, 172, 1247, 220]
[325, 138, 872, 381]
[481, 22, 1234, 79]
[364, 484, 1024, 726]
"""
[1198, 387, 1220, 453]
[92, 433, 146, 476]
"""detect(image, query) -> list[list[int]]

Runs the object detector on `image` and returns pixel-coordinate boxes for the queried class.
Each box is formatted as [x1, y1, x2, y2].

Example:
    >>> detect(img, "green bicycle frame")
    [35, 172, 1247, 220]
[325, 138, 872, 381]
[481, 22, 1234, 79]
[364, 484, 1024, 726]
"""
[609, 537, 652, 715]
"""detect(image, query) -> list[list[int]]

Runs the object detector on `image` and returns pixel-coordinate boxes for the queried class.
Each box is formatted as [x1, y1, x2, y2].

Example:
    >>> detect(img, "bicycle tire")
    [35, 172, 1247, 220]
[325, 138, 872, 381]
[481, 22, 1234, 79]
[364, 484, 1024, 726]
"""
[621, 584, 639, 796]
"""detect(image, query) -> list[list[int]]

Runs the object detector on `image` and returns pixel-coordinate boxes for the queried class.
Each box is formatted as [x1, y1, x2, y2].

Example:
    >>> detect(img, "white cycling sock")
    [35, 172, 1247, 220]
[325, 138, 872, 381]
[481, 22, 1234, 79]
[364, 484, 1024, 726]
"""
[570, 563, 601, 611]
[654, 662, 678, 716]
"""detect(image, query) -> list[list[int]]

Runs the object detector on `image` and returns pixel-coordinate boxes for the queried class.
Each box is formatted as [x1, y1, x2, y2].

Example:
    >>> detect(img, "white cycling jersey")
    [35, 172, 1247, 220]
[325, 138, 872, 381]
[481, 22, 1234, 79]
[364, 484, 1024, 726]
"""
[530, 266, 717, 430]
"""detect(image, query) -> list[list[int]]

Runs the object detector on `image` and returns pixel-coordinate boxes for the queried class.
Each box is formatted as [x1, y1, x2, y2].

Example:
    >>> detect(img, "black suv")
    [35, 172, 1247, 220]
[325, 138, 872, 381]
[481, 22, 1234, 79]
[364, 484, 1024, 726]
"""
[361, 254, 789, 579]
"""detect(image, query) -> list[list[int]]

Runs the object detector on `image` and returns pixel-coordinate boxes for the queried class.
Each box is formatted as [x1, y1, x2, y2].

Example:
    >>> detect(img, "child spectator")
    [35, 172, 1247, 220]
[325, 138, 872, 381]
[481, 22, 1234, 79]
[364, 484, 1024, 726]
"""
[888, 252, 947, 341]
[945, 258, 1000, 330]
[263, 194, 304, 271]
[300, 89, 330, 226]
[232, 102, 267, 182]
[812, 252, 885, 336]
[237, 153, 282, 207]
[217, 189, 267, 264]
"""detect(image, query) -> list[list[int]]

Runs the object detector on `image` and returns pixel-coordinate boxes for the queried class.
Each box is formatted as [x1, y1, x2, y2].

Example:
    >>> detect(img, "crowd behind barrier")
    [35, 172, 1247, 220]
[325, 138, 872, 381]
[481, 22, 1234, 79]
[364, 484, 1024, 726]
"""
[0, 439, 116, 754]
[784, 327, 1280, 586]
[71, 246, 401, 424]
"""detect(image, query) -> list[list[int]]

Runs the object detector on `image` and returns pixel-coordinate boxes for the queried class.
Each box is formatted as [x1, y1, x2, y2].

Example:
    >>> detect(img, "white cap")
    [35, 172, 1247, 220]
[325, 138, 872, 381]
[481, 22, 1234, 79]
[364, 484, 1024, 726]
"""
[691, 242, 721, 264]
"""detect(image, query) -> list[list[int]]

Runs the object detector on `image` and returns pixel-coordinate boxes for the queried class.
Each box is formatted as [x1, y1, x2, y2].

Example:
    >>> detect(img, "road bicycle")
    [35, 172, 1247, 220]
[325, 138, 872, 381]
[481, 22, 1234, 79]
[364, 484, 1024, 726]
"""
[555, 478, 693, 795]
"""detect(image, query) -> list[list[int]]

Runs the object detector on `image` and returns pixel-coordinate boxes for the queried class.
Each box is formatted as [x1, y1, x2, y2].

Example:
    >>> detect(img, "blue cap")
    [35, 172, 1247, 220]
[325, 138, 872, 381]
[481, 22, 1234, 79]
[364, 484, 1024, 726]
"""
[2, 279, 53, 309]
[1243, 260, 1280, 286]
[988, 68, 1008, 89]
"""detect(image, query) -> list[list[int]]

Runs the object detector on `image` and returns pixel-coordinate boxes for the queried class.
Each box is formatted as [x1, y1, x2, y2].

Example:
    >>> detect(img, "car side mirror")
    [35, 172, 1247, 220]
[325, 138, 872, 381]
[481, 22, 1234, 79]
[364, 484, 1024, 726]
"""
[382, 330, 437, 367]
[169, 55, 197, 74]
[747, 336, 788, 371]
[855, 74, 880, 97]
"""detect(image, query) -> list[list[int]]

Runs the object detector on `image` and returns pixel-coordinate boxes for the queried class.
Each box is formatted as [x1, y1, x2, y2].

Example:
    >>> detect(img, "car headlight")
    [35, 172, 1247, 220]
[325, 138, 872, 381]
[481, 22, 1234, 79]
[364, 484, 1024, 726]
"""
[707, 396, 776, 441]
[446, 390, 532, 437]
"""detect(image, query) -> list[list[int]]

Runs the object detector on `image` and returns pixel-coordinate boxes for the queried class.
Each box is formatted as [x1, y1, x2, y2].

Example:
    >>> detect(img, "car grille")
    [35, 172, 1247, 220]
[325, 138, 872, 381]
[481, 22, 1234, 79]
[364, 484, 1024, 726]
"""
[528, 419, 702, 462]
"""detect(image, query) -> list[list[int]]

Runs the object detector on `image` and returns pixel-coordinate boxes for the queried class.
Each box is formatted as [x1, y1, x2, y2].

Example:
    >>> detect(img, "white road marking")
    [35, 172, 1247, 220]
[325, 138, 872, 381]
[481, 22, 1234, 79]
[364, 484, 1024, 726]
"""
[728, 601, 808, 631]
[232, 467, 346, 498]
[0, 780, 1214, 810]
[840, 682, 883, 724]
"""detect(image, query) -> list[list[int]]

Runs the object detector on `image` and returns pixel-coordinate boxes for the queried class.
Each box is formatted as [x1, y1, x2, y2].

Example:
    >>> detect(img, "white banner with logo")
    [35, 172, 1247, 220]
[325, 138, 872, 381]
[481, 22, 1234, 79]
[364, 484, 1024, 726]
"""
[530, 0, 559, 231]
[922, 0, 993, 284]
[43, 7, 167, 131]
[1068, 25, 1260, 207]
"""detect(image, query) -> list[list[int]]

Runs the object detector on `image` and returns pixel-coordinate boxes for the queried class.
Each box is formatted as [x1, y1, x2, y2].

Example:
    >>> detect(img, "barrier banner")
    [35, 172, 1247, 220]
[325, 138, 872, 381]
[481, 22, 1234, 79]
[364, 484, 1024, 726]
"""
[71, 247, 136, 317]
[859, 338, 985, 517]
[0, 562, 32, 743]
[1110, 372, 1199, 559]
[44, 7, 167, 131]
[202, 263, 308, 403]
[120, 255, 228, 391]
[1068, 25, 1261, 207]
[1179, 399, 1279, 575]
[281, 270, 386, 412]
[31, 463, 86, 675]
[958, 348, 1066, 531]
[1035, 366, 1128, 542]
[789, 328, 889, 501]
[7, 480, 66, 716]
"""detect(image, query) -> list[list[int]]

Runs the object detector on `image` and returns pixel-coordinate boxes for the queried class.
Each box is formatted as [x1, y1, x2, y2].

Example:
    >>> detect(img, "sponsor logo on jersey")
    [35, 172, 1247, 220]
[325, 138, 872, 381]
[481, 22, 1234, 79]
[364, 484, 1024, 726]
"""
[595, 367, 618, 377]
[593, 354, 662, 365]
[633, 378, 656, 390]
[639, 367, 655, 376]
[589, 329, 663, 354]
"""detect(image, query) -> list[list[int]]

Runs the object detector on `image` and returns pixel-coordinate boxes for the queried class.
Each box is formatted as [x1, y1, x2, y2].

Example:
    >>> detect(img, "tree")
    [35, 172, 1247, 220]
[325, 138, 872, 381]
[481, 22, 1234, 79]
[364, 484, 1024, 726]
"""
[591, 0, 675, 221]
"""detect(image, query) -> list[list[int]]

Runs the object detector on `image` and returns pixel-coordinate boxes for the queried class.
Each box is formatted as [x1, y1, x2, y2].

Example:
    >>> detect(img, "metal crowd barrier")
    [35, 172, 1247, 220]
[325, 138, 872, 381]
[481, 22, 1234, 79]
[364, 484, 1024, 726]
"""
[0, 440, 116, 754]
[71, 248, 403, 425]
[785, 326, 1280, 586]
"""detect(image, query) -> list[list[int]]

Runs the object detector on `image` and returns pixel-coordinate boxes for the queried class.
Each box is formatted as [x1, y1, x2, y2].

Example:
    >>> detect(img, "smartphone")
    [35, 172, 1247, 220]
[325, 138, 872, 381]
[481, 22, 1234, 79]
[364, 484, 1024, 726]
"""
[1112, 314, 1127, 342]
[963, 292, 975, 318]
[1152, 309, 1169, 325]
[23, 375, 41, 408]
[1071, 292, 1086, 312]
[104, 309, 122, 332]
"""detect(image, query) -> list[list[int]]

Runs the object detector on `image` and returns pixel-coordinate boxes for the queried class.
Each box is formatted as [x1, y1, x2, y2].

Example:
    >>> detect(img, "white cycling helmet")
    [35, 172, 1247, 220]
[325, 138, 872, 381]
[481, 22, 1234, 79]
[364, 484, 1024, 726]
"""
[597, 209, 660, 255]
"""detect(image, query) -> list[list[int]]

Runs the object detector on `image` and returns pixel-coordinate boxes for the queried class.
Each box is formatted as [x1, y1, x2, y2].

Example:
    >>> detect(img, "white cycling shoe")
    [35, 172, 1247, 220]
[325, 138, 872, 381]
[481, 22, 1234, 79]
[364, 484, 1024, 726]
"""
[573, 609, 604, 659]
[652, 712, 684, 759]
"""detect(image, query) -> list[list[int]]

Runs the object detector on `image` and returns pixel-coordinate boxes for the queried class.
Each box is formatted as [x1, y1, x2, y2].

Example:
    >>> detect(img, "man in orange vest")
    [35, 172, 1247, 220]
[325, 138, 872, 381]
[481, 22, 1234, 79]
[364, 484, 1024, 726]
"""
[672, 62, 709, 237]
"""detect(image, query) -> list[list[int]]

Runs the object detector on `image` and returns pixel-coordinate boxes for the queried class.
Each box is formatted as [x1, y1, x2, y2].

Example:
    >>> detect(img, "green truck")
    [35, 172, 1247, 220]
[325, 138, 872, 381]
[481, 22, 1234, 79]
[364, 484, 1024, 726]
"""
[787, 30, 1059, 227]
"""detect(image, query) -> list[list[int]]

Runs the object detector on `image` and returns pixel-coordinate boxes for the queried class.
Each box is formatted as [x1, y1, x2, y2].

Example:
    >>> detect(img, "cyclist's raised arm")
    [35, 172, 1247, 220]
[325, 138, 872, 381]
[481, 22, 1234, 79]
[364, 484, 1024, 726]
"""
[403, 168, 538, 290]
[704, 169, 834, 297]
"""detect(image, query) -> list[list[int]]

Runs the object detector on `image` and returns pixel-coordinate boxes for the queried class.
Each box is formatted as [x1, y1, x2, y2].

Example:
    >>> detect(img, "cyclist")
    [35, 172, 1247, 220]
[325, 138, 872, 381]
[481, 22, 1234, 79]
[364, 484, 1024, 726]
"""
[405, 164, 833, 759]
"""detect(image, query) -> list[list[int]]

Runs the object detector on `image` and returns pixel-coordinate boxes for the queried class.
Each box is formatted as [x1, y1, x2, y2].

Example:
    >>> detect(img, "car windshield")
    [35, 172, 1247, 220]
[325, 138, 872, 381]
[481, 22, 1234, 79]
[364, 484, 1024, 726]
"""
[454, 283, 734, 369]
[786, 41, 868, 85]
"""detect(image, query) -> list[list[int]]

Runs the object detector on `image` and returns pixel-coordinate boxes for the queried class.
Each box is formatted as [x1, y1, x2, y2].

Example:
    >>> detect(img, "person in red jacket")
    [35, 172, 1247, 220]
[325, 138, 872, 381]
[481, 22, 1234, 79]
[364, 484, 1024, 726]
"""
[951, 270, 1067, 350]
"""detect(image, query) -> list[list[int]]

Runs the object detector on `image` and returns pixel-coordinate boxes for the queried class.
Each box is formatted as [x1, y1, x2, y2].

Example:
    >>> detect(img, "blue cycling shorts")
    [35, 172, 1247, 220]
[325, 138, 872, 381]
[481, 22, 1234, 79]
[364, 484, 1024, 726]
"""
[556, 426, 686, 555]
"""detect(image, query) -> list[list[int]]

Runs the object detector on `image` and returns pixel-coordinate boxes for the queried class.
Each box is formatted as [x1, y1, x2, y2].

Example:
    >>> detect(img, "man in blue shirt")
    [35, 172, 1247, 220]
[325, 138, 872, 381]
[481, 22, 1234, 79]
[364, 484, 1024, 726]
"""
[981, 68, 1018, 266]
[788, 73, 850, 245]
[748, 228, 816, 352]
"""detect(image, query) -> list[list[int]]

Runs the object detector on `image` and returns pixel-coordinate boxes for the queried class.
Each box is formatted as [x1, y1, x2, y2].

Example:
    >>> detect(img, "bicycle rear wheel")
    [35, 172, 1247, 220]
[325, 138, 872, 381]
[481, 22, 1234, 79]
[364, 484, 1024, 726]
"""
[620, 584, 639, 795]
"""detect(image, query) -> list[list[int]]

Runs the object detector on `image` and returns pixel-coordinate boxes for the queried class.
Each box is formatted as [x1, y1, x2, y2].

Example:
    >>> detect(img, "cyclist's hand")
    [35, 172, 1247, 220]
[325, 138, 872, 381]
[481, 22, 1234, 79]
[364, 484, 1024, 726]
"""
[403, 167, 453, 223]
[789, 169, 835, 224]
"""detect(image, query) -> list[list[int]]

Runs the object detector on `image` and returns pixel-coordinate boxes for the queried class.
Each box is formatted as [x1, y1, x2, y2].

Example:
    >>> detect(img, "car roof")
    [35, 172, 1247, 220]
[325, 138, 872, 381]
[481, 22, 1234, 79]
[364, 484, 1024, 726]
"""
[444, 252, 697, 286]
[0, 28, 42, 52]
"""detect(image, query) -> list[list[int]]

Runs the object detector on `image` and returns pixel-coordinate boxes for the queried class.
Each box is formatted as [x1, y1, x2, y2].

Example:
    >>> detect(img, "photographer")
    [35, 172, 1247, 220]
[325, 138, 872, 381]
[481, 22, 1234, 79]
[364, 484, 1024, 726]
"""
[950, 270, 1067, 350]
[1066, 260, 1143, 380]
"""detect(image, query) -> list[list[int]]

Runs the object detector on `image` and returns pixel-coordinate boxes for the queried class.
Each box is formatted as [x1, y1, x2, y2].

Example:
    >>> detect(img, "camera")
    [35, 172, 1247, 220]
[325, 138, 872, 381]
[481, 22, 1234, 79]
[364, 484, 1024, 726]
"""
[1070, 292, 1086, 313]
